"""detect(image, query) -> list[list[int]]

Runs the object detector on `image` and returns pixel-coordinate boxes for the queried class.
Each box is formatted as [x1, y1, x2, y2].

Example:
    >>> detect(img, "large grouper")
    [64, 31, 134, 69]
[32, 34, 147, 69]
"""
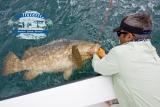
[3, 39, 101, 80]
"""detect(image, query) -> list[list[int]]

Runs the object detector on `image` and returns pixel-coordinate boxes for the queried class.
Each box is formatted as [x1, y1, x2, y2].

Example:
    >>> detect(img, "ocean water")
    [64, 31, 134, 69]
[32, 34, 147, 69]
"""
[0, 0, 159, 100]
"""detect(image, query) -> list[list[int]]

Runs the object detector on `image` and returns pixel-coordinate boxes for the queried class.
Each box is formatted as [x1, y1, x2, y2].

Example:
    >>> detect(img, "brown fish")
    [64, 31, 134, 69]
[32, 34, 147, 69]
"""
[3, 39, 101, 80]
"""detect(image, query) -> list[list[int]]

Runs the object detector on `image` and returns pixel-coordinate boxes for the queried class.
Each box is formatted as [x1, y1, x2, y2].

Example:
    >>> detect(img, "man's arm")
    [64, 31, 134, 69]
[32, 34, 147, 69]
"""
[92, 48, 119, 76]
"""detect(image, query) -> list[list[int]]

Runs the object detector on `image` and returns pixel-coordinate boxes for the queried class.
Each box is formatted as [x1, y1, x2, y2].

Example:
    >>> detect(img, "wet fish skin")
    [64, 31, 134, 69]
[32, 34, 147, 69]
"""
[3, 39, 101, 80]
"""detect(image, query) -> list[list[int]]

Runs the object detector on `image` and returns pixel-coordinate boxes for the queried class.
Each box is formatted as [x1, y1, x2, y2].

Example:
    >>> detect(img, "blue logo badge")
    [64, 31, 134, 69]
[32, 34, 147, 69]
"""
[10, 10, 52, 40]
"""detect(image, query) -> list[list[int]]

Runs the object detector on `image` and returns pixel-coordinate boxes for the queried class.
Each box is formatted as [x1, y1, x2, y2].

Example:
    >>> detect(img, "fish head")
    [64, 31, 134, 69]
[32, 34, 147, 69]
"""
[76, 42, 101, 60]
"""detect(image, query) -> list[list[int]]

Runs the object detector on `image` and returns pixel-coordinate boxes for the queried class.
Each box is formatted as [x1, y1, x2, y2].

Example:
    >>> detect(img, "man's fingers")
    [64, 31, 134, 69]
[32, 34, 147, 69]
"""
[97, 48, 106, 58]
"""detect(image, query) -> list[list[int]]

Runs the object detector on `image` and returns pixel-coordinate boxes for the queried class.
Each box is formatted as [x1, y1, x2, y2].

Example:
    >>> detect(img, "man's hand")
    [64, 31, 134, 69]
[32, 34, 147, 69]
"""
[97, 48, 106, 58]
[105, 100, 113, 107]
[88, 47, 106, 58]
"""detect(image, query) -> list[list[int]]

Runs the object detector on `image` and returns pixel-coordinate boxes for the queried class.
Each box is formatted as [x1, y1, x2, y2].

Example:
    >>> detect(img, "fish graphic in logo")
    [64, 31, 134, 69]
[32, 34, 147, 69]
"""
[11, 10, 52, 40]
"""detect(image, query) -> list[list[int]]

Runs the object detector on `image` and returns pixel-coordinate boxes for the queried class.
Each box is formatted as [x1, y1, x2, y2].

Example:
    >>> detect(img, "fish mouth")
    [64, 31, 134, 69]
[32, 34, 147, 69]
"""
[92, 44, 101, 51]
[86, 44, 101, 56]
[81, 54, 93, 61]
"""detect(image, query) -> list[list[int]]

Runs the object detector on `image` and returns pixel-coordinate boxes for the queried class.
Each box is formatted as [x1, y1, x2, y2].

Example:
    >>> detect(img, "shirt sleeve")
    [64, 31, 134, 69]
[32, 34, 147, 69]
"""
[92, 48, 119, 76]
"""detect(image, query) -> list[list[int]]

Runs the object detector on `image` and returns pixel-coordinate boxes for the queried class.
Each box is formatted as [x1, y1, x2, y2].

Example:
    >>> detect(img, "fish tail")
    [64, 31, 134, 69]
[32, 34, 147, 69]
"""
[3, 52, 24, 76]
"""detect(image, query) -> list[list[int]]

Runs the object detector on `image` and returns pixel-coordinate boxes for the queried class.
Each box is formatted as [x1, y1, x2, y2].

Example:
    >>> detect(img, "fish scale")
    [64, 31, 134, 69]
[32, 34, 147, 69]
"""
[3, 39, 101, 80]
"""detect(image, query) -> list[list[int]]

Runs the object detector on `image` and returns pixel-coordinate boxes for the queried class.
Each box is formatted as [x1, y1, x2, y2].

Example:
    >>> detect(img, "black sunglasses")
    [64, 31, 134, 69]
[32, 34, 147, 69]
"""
[117, 31, 128, 37]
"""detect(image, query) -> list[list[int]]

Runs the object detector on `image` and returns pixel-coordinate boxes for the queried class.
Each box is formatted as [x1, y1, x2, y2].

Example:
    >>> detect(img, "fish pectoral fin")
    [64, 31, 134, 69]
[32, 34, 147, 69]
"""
[72, 45, 83, 69]
[63, 68, 73, 80]
[24, 70, 40, 80]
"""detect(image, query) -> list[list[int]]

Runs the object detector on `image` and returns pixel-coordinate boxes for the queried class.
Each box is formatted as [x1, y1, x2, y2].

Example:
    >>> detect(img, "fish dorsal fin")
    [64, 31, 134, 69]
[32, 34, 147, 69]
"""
[72, 45, 83, 69]
[46, 39, 69, 46]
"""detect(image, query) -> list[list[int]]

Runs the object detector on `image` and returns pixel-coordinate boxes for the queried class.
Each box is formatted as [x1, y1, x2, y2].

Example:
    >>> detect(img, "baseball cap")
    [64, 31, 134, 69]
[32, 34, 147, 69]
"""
[113, 12, 152, 35]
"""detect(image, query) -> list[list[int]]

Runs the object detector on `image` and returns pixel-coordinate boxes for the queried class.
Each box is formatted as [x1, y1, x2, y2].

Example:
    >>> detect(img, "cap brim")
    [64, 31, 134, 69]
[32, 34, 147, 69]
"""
[113, 27, 121, 32]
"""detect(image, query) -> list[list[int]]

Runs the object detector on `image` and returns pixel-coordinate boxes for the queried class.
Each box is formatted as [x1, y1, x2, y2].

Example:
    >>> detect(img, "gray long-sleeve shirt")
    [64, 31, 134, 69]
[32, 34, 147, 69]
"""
[92, 40, 160, 107]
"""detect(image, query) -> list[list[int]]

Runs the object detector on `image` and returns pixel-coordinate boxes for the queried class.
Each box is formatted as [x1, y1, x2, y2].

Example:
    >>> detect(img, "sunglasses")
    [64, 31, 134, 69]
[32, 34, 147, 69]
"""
[117, 31, 128, 37]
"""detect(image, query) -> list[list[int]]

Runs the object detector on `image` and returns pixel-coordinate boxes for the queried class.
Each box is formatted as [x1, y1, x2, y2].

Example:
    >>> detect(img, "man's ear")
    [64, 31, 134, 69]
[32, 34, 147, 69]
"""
[127, 33, 134, 40]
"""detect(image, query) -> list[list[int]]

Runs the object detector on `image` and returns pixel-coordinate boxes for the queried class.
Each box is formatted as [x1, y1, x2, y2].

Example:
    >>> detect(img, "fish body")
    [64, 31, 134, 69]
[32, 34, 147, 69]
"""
[3, 39, 101, 80]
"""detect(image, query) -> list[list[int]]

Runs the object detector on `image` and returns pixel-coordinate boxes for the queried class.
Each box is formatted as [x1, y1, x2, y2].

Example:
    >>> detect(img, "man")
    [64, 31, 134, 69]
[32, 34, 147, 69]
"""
[90, 12, 160, 107]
